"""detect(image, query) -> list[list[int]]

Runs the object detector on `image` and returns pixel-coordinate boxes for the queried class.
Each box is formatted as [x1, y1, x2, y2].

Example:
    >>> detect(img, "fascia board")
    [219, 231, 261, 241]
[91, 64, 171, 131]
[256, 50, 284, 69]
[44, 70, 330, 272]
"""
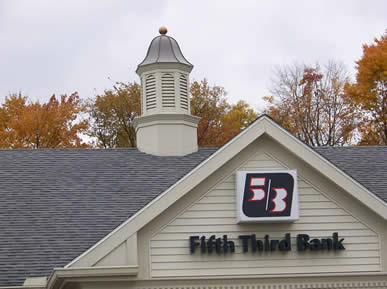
[136, 62, 193, 75]
[46, 271, 387, 289]
[262, 119, 387, 220]
[47, 266, 138, 289]
[54, 266, 138, 278]
[0, 285, 46, 289]
[65, 117, 267, 268]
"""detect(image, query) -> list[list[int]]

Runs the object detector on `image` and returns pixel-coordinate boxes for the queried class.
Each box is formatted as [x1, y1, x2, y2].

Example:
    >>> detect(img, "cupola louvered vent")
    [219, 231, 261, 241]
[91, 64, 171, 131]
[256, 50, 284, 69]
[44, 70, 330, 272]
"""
[180, 74, 188, 110]
[162, 73, 175, 108]
[145, 74, 156, 110]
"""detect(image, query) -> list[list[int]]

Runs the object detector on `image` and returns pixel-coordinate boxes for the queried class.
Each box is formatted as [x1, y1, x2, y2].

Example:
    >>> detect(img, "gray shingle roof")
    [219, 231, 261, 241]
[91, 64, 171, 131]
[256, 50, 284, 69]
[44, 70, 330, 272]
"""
[0, 146, 385, 286]
[315, 146, 387, 203]
[0, 148, 216, 286]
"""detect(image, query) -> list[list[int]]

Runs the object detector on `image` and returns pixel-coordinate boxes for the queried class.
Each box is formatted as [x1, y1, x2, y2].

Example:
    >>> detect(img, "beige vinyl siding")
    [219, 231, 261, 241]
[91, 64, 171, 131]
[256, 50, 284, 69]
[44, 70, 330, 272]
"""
[150, 152, 381, 278]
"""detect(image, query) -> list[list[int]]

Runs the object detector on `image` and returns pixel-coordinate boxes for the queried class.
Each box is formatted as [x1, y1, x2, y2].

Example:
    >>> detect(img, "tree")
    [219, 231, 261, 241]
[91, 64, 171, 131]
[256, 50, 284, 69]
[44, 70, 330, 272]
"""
[221, 100, 258, 144]
[345, 32, 387, 145]
[264, 61, 357, 146]
[0, 92, 88, 148]
[190, 79, 230, 147]
[87, 79, 257, 148]
[87, 82, 141, 148]
[191, 79, 258, 147]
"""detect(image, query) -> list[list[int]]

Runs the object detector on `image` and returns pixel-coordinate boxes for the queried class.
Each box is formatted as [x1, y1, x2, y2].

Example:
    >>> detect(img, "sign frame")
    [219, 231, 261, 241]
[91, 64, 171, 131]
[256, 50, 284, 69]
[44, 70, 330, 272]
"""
[236, 170, 299, 223]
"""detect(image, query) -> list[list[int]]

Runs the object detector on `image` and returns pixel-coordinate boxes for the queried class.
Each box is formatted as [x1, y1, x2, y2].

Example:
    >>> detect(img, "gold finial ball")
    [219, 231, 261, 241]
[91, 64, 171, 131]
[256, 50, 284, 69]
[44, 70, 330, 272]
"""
[159, 26, 167, 35]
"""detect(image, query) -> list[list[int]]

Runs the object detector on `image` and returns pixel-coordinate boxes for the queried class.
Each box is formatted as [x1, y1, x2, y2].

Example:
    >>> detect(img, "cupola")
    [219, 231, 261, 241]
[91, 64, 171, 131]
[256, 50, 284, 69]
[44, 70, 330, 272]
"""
[133, 27, 200, 156]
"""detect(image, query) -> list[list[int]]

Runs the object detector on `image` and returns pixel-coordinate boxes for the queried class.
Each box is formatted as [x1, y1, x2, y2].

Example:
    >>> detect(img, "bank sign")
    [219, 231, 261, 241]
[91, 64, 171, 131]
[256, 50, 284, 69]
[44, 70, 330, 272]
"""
[189, 233, 345, 254]
[236, 170, 299, 222]
[189, 170, 346, 255]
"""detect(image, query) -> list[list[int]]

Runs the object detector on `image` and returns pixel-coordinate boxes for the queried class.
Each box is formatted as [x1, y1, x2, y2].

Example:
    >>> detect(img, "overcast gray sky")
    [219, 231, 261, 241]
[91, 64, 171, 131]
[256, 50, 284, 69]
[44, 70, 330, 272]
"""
[0, 0, 386, 111]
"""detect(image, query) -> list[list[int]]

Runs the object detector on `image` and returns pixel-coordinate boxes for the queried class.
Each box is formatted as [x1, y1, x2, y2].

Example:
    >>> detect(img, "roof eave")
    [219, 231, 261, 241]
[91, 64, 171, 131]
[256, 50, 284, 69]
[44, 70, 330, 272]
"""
[47, 266, 138, 289]
[136, 62, 193, 75]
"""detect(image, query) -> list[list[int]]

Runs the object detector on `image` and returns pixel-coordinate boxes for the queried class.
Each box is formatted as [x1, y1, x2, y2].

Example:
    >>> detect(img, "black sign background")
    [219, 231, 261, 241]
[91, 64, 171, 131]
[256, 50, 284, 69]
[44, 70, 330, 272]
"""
[242, 173, 294, 217]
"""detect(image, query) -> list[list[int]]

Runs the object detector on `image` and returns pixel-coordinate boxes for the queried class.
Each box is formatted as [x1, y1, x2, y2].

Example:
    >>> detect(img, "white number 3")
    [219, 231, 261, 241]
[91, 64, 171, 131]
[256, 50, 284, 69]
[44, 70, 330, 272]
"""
[270, 188, 288, 212]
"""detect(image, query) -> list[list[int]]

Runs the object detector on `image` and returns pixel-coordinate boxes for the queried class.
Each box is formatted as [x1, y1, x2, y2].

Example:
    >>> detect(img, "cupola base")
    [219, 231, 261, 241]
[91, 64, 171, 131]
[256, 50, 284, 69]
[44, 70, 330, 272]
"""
[133, 114, 200, 156]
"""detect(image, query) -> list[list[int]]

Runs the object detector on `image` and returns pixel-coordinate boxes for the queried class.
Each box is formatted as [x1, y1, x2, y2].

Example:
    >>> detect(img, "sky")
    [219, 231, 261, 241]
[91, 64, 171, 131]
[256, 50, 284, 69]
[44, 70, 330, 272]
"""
[0, 0, 386, 111]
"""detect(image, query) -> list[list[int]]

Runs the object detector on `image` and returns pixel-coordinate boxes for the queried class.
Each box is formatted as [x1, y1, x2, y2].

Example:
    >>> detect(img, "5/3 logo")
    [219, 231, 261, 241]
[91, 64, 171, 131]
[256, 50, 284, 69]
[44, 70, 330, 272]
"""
[236, 170, 299, 222]
[248, 177, 288, 213]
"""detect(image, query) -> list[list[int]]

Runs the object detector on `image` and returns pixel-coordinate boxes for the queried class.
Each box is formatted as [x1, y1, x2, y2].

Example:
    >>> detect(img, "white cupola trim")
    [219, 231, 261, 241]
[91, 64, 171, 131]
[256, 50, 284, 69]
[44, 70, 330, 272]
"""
[133, 27, 200, 156]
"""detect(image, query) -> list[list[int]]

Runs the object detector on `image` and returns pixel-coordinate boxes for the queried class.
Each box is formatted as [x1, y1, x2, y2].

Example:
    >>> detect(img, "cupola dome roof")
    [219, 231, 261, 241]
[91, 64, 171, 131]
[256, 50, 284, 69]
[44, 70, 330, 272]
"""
[137, 27, 192, 73]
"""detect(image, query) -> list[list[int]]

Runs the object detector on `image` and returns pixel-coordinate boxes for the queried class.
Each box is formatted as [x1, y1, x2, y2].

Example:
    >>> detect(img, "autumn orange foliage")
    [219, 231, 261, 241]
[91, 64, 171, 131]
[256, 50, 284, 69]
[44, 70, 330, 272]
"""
[85, 79, 257, 148]
[190, 79, 257, 147]
[87, 82, 141, 148]
[0, 93, 89, 148]
[345, 32, 387, 145]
